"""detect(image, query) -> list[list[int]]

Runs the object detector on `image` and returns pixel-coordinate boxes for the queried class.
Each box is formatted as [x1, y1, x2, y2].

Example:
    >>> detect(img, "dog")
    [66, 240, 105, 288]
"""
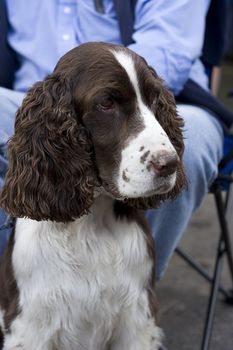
[0, 42, 186, 350]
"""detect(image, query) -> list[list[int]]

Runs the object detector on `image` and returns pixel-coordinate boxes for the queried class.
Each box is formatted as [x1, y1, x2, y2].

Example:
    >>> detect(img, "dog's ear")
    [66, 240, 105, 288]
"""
[153, 76, 187, 201]
[0, 74, 96, 222]
[126, 69, 187, 210]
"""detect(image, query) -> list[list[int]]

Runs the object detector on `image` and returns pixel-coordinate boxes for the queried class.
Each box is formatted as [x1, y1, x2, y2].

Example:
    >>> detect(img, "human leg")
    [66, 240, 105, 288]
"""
[0, 87, 24, 254]
[146, 105, 224, 279]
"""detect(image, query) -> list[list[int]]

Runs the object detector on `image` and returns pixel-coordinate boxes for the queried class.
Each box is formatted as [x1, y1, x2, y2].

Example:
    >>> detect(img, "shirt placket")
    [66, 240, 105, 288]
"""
[57, 0, 78, 57]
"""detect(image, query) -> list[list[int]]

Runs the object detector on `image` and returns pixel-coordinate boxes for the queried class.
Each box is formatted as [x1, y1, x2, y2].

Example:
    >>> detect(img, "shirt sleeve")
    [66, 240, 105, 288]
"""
[128, 0, 210, 95]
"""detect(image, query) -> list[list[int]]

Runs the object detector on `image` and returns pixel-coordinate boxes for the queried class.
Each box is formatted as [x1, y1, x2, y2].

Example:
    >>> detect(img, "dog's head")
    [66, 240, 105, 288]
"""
[0, 42, 186, 222]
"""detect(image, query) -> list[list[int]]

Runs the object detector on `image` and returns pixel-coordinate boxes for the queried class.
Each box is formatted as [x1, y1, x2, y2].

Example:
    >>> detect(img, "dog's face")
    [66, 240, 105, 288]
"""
[0, 42, 186, 222]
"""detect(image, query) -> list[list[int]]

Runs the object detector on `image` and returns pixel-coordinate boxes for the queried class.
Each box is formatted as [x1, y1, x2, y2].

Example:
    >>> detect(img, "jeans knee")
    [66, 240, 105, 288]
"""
[184, 140, 217, 192]
[181, 107, 224, 192]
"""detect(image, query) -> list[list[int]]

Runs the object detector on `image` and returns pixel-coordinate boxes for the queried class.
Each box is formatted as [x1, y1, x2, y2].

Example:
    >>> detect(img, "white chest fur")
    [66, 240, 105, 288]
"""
[8, 196, 157, 350]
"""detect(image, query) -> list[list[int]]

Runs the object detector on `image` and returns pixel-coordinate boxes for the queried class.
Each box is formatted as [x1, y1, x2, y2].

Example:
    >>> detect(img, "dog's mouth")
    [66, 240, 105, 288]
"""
[151, 172, 177, 194]
[100, 173, 176, 201]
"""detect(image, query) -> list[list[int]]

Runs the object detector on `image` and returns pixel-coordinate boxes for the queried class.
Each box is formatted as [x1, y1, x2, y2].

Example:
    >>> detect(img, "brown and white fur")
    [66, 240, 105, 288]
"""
[0, 42, 186, 350]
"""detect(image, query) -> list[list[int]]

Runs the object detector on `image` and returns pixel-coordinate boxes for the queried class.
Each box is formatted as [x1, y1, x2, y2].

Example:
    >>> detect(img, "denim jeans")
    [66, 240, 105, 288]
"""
[0, 88, 224, 277]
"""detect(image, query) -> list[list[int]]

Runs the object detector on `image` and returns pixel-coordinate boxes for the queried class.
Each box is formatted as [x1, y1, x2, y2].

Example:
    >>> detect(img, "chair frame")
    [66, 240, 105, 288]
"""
[176, 173, 233, 350]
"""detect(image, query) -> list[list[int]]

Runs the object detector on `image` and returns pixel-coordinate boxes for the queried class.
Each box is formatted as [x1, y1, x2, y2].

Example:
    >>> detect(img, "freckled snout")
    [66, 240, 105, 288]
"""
[150, 151, 179, 177]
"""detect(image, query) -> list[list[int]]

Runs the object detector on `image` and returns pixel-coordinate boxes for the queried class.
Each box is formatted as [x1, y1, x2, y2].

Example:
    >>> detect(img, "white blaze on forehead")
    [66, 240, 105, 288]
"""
[112, 50, 142, 102]
[111, 49, 173, 140]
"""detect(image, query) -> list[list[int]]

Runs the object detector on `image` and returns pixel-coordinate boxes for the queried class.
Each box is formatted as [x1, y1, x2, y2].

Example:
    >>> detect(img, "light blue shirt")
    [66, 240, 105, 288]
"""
[6, 0, 210, 95]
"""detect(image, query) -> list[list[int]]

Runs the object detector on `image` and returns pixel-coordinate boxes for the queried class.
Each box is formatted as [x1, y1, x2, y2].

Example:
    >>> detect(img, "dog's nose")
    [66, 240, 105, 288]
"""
[150, 151, 179, 177]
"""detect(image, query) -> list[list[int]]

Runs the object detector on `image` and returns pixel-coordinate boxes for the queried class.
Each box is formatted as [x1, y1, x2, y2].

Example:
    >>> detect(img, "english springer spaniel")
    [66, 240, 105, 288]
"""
[0, 42, 186, 350]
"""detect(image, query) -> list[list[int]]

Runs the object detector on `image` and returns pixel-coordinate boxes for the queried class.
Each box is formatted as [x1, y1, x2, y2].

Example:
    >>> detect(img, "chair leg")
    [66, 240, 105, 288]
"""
[175, 247, 229, 298]
[215, 190, 233, 291]
[200, 188, 233, 349]
[200, 235, 225, 350]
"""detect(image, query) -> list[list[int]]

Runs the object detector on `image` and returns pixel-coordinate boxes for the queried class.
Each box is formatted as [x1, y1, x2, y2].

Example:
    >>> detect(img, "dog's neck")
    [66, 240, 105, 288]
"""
[69, 194, 118, 233]
[15, 194, 125, 239]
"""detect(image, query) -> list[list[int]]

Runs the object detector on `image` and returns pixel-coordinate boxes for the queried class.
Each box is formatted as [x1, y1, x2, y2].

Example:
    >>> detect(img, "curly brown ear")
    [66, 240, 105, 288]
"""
[155, 81, 187, 200]
[0, 74, 96, 222]
[126, 74, 187, 210]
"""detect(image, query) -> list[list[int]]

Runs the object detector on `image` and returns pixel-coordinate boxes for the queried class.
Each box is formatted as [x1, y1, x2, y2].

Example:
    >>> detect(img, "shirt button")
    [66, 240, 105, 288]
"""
[62, 34, 70, 41]
[64, 6, 71, 14]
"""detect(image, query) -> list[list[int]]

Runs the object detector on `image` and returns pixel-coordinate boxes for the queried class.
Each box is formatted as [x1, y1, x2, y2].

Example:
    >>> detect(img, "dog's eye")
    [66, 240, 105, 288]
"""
[98, 98, 114, 111]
